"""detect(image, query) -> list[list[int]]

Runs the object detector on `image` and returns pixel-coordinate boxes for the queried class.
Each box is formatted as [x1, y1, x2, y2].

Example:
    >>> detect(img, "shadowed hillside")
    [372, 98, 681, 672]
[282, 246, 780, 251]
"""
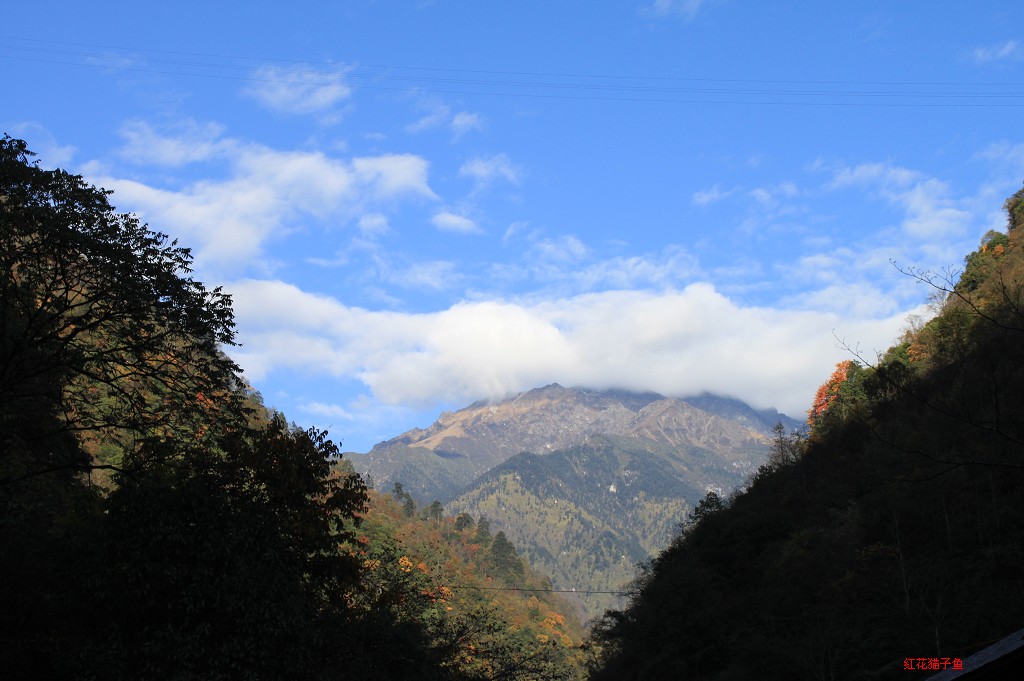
[587, 186, 1024, 680]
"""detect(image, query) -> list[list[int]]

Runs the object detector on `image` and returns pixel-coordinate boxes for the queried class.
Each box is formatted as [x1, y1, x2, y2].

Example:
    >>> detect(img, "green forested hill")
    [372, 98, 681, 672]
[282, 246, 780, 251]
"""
[449, 436, 718, 620]
[346, 486, 588, 679]
[587, 187, 1024, 680]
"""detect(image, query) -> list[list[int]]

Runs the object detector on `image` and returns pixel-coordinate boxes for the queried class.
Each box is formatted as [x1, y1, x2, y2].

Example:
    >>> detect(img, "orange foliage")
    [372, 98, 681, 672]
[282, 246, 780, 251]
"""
[808, 360, 853, 428]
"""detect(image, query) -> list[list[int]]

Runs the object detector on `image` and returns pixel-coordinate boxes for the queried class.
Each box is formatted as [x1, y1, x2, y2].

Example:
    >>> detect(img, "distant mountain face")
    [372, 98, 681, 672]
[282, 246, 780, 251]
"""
[349, 384, 799, 621]
[447, 436, 710, 620]
[351, 383, 795, 503]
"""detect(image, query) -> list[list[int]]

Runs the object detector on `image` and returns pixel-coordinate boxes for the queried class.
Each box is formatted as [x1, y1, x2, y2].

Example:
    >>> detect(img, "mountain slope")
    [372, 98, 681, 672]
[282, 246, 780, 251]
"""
[344, 488, 588, 679]
[352, 383, 786, 504]
[351, 385, 797, 620]
[447, 436, 709, 618]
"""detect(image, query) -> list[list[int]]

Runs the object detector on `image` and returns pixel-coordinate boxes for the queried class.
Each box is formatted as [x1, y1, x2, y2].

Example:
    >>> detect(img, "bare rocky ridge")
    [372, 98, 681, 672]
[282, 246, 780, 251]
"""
[350, 383, 795, 504]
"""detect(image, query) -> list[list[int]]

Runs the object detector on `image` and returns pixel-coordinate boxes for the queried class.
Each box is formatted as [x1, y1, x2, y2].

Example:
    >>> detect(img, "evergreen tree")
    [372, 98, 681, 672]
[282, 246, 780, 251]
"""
[475, 515, 492, 545]
[490, 530, 525, 583]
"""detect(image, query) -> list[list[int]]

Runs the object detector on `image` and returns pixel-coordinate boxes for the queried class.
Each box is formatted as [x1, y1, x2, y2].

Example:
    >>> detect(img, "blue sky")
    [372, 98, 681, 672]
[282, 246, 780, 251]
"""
[5, 1, 1024, 452]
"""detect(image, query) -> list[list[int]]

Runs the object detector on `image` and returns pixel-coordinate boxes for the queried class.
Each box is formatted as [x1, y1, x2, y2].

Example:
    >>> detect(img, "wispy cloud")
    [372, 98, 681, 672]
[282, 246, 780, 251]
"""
[406, 100, 452, 134]
[573, 247, 700, 290]
[351, 155, 438, 200]
[451, 111, 484, 139]
[749, 182, 799, 206]
[975, 140, 1024, 169]
[358, 213, 390, 237]
[245, 63, 353, 117]
[432, 211, 481, 234]
[898, 180, 972, 239]
[300, 401, 354, 420]
[827, 161, 971, 241]
[828, 162, 919, 190]
[459, 154, 521, 187]
[971, 40, 1023, 64]
[692, 184, 736, 206]
[372, 256, 461, 290]
[83, 51, 146, 71]
[530, 235, 589, 263]
[118, 119, 229, 166]
[647, 0, 709, 20]
[496, 234, 699, 296]
[404, 97, 483, 139]
[5, 122, 76, 166]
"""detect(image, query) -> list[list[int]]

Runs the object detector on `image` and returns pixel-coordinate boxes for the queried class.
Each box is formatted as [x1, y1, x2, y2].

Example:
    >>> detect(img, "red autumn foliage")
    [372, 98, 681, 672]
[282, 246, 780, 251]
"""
[807, 360, 853, 429]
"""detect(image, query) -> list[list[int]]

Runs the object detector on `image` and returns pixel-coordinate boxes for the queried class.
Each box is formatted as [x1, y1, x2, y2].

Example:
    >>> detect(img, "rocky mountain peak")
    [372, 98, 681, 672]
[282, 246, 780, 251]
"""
[352, 385, 794, 503]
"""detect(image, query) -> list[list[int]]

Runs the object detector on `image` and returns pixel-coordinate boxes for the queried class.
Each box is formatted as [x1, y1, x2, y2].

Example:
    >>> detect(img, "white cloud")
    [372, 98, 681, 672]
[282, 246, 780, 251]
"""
[827, 162, 972, 241]
[531, 235, 589, 263]
[574, 246, 700, 290]
[397, 261, 460, 290]
[782, 282, 910, 319]
[84, 52, 144, 71]
[459, 154, 521, 186]
[358, 213, 390, 236]
[648, 0, 708, 20]
[975, 140, 1024, 169]
[788, 250, 855, 285]
[6, 122, 76, 166]
[245, 64, 353, 116]
[404, 97, 483, 139]
[352, 154, 438, 199]
[828, 162, 919, 190]
[300, 401, 355, 420]
[372, 256, 461, 290]
[749, 182, 799, 206]
[405, 100, 451, 133]
[227, 279, 919, 419]
[306, 252, 349, 268]
[899, 179, 971, 239]
[498, 235, 700, 294]
[451, 111, 484, 139]
[503, 221, 530, 243]
[90, 130, 437, 270]
[971, 40, 1023, 64]
[692, 184, 736, 206]
[432, 211, 481, 234]
[118, 119, 229, 166]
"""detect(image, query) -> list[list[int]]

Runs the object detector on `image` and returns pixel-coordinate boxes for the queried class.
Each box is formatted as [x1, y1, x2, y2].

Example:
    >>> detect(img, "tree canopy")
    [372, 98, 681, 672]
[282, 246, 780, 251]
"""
[1, 135, 244, 481]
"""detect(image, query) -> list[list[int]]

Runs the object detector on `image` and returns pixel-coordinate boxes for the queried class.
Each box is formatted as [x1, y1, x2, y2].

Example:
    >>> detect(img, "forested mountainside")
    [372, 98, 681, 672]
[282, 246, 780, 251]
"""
[337, 483, 588, 679]
[449, 435, 726, 621]
[587, 187, 1024, 680]
[450, 438, 700, 618]
[0, 136, 582, 680]
[354, 385, 795, 620]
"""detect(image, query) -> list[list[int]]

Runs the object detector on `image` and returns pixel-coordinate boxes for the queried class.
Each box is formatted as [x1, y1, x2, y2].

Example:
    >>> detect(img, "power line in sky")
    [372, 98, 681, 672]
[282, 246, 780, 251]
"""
[4, 36, 1024, 108]
[444, 584, 629, 596]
